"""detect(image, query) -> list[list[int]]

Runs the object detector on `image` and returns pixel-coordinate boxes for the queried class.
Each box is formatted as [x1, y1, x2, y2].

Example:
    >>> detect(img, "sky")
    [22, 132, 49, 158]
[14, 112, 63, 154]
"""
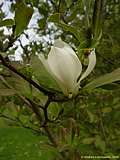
[0, 0, 58, 61]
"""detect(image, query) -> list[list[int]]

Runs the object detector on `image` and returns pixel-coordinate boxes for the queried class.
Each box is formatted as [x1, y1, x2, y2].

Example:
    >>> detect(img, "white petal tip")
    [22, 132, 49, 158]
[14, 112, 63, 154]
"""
[79, 49, 96, 82]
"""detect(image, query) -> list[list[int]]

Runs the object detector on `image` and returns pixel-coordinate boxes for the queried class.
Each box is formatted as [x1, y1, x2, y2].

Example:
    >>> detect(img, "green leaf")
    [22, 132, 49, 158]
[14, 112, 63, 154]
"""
[48, 13, 60, 23]
[38, 2, 49, 17]
[0, 19, 15, 27]
[0, 89, 16, 96]
[48, 13, 82, 42]
[82, 137, 95, 144]
[65, 0, 72, 8]
[59, 22, 82, 42]
[31, 55, 60, 90]
[84, 68, 120, 90]
[4, 101, 18, 117]
[86, 110, 95, 123]
[0, 127, 57, 160]
[48, 102, 60, 120]
[86, 109, 97, 123]
[14, 2, 33, 37]
[38, 18, 46, 30]
[91, 29, 102, 48]
[101, 107, 112, 113]
[91, 0, 105, 47]
[100, 83, 120, 90]
[94, 135, 106, 153]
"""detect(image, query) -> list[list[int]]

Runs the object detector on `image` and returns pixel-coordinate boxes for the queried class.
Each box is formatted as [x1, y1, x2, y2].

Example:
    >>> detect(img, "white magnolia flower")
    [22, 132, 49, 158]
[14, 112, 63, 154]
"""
[38, 39, 96, 97]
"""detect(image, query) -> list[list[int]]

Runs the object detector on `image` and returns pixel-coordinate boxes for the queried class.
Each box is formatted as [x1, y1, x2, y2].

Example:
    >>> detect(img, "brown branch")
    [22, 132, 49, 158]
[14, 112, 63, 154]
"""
[0, 54, 67, 103]
[0, 75, 42, 121]
[2, 35, 15, 52]
[44, 98, 51, 120]
[0, 113, 42, 134]
[25, 97, 59, 147]
[0, 32, 65, 150]
[26, 99, 59, 147]
[27, 97, 53, 126]
[0, 54, 56, 96]
[0, 75, 58, 146]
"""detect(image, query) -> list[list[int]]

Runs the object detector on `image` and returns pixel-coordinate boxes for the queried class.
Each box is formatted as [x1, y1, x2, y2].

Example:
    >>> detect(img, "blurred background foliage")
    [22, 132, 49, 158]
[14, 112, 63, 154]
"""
[0, 0, 120, 159]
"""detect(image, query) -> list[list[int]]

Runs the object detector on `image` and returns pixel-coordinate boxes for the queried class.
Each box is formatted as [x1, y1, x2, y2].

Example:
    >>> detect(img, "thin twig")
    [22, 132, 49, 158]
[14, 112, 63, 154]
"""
[42, 97, 51, 126]
[0, 114, 42, 134]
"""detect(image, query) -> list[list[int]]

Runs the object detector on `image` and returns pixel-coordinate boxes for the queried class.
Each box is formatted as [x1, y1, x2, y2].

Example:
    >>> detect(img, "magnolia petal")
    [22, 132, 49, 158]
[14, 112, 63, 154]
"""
[47, 46, 82, 95]
[39, 39, 82, 96]
[54, 39, 76, 55]
[54, 39, 65, 48]
[38, 53, 67, 93]
[54, 39, 82, 82]
[79, 49, 96, 82]
[38, 53, 63, 82]
[38, 54, 50, 72]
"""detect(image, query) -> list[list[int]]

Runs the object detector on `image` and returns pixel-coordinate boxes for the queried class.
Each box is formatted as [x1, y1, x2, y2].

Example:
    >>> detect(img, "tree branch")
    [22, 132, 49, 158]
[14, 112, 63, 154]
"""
[0, 113, 42, 134]
[0, 54, 57, 96]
